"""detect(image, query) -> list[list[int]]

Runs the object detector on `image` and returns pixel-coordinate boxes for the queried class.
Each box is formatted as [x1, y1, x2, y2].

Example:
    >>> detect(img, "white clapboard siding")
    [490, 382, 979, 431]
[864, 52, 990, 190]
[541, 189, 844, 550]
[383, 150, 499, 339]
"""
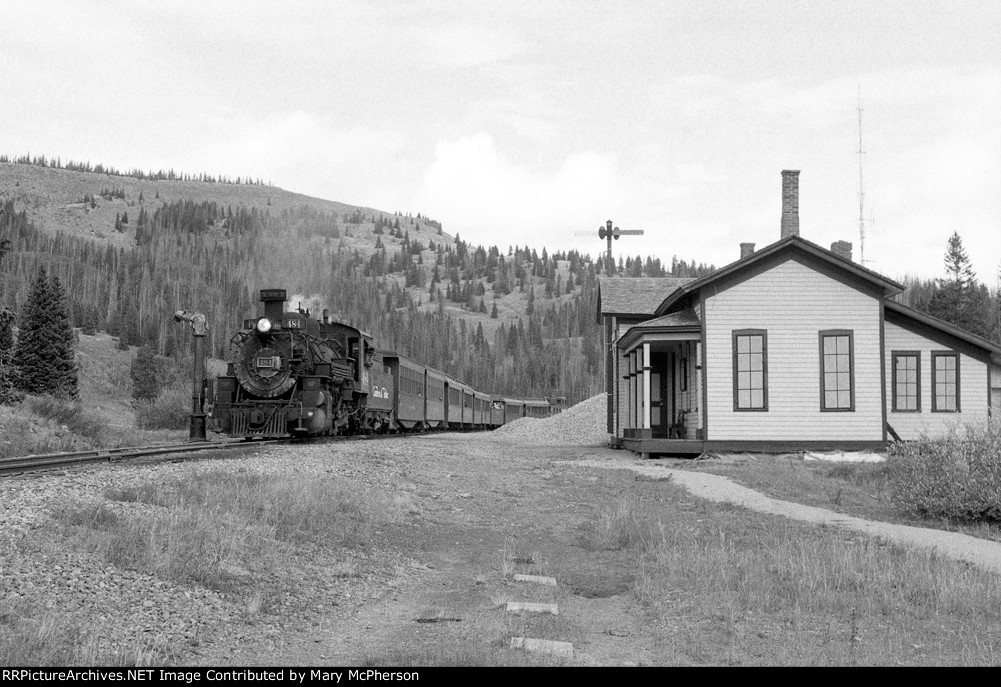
[992, 364, 1001, 425]
[615, 317, 643, 437]
[884, 321, 990, 440]
[704, 258, 883, 441]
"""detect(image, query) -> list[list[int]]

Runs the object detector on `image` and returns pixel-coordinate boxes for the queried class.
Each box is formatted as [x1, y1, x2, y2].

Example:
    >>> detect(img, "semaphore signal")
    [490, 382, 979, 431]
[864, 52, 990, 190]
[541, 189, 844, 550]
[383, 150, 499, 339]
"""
[575, 220, 644, 277]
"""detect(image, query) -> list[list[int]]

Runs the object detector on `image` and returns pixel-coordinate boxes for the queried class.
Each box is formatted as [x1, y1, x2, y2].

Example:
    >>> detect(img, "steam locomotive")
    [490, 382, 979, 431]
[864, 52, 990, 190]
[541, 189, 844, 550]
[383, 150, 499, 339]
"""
[210, 289, 564, 438]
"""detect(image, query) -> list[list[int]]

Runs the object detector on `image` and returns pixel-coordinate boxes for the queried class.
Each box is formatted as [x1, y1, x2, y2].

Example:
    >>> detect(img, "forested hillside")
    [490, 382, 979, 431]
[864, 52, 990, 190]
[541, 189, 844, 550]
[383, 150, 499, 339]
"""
[0, 157, 714, 403]
[4, 157, 999, 405]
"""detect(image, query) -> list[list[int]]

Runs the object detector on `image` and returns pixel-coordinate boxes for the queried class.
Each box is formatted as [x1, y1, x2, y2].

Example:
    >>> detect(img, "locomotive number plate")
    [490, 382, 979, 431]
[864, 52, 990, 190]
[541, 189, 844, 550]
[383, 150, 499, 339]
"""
[257, 357, 276, 368]
[283, 319, 301, 329]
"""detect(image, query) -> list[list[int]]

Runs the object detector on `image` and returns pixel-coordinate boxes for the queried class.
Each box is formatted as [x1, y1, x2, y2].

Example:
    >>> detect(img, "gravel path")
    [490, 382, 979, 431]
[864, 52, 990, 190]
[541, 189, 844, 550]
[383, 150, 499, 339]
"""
[571, 454, 1001, 575]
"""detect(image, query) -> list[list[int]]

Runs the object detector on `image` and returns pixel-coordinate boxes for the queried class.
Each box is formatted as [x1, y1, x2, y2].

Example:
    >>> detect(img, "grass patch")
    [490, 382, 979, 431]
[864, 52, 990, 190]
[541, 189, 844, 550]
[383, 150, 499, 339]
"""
[580, 496, 662, 551]
[686, 427, 1001, 537]
[4, 467, 386, 666]
[0, 609, 165, 666]
[0, 397, 186, 460]
[689, 455, 897, 520]
[683, 453, 1001, 540]
[53, 469, 380, 597]
[587, 485, 1001, 665]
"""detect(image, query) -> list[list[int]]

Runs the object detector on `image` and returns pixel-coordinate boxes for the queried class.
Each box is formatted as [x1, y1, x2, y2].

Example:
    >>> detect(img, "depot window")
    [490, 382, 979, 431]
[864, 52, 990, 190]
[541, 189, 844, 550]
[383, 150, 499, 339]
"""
[820, 330, 854, 411]
[732, 329, 767, 411]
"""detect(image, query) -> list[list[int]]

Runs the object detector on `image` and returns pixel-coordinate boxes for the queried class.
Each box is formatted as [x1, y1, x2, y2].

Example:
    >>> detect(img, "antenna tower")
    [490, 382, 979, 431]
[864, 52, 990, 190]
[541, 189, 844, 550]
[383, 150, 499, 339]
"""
[857, 86, 868, 265]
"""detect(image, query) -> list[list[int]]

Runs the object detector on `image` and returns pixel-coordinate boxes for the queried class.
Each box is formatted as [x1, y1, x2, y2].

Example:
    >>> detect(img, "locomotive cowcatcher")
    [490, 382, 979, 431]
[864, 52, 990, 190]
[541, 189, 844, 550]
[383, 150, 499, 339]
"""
[211, 289, 393, 438]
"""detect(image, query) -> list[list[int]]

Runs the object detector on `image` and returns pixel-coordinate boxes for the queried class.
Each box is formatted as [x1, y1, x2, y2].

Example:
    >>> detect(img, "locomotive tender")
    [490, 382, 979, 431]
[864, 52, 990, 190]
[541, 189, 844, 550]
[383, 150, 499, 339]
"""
[210, 289, 565, 439]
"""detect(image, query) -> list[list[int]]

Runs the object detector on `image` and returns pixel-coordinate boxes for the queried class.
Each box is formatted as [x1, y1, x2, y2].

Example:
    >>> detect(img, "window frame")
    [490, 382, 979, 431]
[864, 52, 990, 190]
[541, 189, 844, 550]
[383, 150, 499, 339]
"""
[819, 330, 855, 412]
[891, 351, 921, 413]
[732, 329, 768, 412]
[679, 356, 688, 392]
[931, 351, 960, 413]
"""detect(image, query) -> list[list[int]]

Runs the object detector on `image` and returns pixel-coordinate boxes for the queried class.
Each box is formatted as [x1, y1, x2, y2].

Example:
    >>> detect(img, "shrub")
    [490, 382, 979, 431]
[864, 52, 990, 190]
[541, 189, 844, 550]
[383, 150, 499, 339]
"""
[26, 395, 104, 439]
[133, 385, 189, 430]
[887, 424, 1001, 523]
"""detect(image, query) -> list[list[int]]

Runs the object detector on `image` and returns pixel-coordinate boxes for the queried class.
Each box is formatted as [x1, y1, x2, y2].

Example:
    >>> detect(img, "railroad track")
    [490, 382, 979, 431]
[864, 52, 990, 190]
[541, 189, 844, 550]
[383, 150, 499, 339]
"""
[0, 427, 487, 479]
[0, 438, 271, 478]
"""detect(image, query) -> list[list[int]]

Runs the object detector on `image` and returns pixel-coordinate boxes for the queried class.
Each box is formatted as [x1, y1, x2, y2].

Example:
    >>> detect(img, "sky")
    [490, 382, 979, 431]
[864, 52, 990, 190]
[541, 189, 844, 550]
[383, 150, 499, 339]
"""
[2, 0, 999, 283]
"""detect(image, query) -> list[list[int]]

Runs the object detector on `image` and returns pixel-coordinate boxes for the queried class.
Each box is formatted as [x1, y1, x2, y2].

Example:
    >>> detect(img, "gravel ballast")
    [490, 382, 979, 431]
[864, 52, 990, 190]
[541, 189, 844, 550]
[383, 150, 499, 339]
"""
[0, 445, 413, 664]
[492, 394, 609, 446]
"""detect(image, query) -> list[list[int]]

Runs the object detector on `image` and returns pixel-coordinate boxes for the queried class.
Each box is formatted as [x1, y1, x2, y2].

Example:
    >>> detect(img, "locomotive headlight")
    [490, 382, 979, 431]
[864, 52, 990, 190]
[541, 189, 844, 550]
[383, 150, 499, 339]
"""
[256, 318, 272, 334]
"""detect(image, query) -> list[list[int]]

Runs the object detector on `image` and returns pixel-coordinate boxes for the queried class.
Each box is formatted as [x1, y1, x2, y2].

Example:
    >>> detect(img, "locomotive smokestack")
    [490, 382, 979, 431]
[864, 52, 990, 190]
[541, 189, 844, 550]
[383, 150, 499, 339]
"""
[260, 289, 286, 325]
[322, 308, 329, 324]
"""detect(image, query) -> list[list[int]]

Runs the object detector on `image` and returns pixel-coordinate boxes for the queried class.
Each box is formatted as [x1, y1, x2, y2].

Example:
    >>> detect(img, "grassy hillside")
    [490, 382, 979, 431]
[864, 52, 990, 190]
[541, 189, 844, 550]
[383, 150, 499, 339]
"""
[2, 159, 367, 247]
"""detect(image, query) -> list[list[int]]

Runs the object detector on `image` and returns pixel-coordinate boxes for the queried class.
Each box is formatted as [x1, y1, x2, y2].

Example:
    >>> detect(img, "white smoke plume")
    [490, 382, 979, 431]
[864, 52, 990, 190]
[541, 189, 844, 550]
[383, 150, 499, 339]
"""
[288, 293, 346, 323]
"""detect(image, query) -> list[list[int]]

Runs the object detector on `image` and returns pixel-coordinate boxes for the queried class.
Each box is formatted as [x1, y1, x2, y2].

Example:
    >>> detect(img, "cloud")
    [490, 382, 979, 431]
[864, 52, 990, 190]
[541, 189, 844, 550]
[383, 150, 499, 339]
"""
[414, 133, 740, 265]
[415, 23, 528, 69]
[417, 133, 627, 248]
[192, 111, 412, 207]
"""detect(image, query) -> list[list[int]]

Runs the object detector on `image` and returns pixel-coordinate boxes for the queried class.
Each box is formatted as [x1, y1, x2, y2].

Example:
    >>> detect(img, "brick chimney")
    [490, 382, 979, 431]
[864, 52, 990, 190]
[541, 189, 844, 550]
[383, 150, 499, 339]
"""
[780, 170, 800, 239]
[740, 242, 756, 260]
[830, 240, 853, 262]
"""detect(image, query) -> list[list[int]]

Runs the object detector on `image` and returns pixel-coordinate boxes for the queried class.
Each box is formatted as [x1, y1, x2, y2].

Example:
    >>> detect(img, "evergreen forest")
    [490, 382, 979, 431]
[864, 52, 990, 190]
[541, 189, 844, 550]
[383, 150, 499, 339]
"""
[2, 156, 999, 406]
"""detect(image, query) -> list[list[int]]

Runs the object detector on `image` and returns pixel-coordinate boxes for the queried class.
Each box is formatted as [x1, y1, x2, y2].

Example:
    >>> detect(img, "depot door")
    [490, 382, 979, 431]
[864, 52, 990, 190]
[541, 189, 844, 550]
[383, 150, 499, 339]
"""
[650, 353, 670, 436]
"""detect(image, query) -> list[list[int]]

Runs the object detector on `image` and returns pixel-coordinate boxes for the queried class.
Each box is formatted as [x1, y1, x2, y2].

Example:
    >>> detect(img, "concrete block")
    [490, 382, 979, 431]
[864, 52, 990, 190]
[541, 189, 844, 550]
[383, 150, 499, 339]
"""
[506, 601, 558, 615]
[510, 637, 573, 659]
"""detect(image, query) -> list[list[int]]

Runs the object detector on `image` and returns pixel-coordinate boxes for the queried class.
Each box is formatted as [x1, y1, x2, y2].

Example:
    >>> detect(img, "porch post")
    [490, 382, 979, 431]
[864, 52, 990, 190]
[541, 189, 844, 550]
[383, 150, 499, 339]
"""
[633, 350, 640, 429]
[629, 351, 636, 429]
[696, 341, 704, 435]
[642, 342, 651, 430]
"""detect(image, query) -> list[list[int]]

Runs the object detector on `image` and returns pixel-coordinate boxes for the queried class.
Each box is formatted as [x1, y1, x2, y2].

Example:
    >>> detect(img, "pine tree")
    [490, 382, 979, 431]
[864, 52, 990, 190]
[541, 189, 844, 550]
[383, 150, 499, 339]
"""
[48, 275, 78, 397]
[0, 309, 20, 404]
[12, 268, 78, 397]
[12, 268, 52, 393]
[928, 232, 992, 337]
[130, 343, 160, 402]
[0, 309, 13, 365]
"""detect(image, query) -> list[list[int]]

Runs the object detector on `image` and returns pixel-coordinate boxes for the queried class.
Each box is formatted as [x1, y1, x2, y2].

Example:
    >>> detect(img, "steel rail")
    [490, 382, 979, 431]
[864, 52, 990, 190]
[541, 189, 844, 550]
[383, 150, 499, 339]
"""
[0, 427, 487, 479]
[0, 439, 268, 478]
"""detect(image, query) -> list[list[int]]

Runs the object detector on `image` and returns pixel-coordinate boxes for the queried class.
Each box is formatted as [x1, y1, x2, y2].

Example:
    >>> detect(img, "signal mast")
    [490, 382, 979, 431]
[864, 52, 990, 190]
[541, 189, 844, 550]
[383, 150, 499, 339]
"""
[576, 220, 644, 277]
